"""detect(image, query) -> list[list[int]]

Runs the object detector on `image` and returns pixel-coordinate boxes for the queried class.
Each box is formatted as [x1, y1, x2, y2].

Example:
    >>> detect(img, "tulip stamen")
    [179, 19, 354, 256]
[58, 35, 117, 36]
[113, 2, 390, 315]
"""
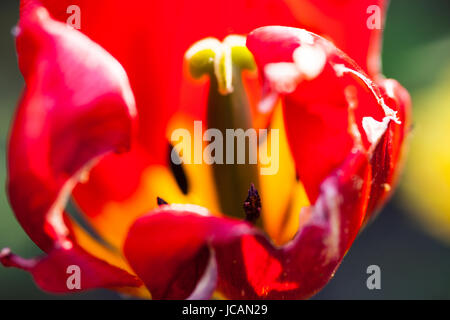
[157, 197, 168, 206]
[185, 36, 262, 222]
[243, 184, 261, 224]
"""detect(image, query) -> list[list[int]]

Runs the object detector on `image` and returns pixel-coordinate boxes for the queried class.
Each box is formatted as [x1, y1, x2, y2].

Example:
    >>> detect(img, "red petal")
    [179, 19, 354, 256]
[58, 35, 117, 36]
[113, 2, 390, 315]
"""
[124, 205, 255, 300]
[247, 26, 403, 203]
[3, 4, 140, 292]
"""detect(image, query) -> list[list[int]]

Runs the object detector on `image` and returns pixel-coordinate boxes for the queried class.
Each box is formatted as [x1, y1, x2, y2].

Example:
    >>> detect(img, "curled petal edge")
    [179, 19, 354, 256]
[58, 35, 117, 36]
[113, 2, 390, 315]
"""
[247, 26, 410, 207]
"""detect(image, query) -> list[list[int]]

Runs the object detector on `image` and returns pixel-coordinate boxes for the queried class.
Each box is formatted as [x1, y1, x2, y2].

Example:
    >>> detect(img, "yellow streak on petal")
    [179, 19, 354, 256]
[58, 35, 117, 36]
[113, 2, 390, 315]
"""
[259, 105, 310, 245]
[276, 182, 311, 245]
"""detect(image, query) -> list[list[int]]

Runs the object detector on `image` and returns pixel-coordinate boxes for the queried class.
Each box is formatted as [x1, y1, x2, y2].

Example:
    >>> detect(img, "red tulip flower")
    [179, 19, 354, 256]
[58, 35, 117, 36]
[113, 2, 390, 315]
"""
[0, 0, 411, 299]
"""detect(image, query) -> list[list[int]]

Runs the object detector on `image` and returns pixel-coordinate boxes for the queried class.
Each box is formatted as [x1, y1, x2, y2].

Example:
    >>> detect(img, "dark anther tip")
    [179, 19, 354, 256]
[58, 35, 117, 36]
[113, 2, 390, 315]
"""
[243, 183, 261, 223]
[157, 197, 168, 206]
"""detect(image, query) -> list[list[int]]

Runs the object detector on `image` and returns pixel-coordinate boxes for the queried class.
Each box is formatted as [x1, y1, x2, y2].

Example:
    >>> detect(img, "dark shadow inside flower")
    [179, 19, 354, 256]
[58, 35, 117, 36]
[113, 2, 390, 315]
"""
[168, 144, 189, 195]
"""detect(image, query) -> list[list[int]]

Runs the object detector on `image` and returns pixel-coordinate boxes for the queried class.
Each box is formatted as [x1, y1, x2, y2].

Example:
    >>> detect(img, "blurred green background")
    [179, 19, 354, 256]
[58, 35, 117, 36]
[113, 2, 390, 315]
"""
[1, 0, 450, 299]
